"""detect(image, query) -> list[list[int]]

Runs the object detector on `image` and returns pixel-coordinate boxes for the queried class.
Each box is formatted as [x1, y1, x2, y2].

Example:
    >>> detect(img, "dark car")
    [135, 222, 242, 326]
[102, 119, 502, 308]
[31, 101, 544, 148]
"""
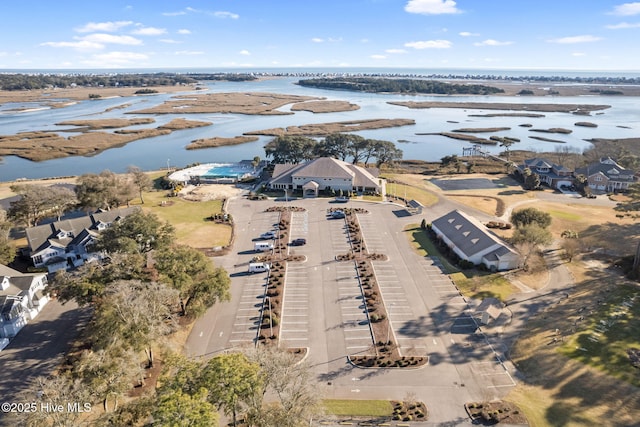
[291, 238, 306, 246]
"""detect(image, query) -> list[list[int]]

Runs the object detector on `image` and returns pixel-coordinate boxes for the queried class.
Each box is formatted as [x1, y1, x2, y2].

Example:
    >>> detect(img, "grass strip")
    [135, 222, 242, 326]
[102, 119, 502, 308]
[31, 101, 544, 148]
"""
[322, 399, 393, 417]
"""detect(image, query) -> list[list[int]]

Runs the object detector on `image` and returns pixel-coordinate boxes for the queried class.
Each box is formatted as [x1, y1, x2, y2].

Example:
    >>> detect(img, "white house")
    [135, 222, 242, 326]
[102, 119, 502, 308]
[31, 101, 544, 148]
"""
[25, 207, 138, 273]
[268, 157, 383, 197]
[0, 264, 49, 340]
[431, 210, 520, 271]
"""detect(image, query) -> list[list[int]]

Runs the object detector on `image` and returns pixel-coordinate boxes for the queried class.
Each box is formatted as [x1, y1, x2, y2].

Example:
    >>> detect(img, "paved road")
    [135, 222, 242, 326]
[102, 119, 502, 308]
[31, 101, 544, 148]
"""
[0, 299, 91, 426]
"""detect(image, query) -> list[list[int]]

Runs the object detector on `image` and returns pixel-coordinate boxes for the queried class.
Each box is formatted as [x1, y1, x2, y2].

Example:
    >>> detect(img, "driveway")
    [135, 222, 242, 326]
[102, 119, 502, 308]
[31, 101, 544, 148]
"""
[0, 300, 91, 426]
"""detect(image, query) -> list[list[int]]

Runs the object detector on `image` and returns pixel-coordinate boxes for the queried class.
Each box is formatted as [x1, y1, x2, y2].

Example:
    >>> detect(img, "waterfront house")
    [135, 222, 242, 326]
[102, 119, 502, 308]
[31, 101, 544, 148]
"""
[574, 157, 636, 193]
[0, 264, 49, 340]
[25, 207, 138, 273]
[518, 158, 574, 189]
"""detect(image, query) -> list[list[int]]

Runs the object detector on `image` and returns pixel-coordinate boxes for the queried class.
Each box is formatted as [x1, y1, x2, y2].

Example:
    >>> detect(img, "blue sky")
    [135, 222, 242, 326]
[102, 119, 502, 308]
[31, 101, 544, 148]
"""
[2, 0, 640, 70]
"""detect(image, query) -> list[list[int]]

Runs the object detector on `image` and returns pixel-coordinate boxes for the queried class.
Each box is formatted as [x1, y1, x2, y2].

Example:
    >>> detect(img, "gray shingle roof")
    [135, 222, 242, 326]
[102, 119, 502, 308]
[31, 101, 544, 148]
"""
[431, 210, 505, 258]
[26, 207, 139, 255]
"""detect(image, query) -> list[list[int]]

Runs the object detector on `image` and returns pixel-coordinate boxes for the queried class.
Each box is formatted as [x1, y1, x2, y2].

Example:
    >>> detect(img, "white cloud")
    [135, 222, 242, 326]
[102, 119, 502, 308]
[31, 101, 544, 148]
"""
[175, 50, 205, 55]
[81, 34, 143, 46]
[86, 51, 149, 65]
[311, 37, 324, 43]
[610, 2, 640, 15]
[385, 48, 408, 54]
[40, 40, 104, 50]
[178, 29, 191, 35]
[370, 54, 387, 59]
[159, 39, 181, 44]
[605, 21, 640, 29]
[132, 27, 167, 36]
[75, 21, 133, 33]
[572, 52, 586, 56]
[239, 49, 251, 55]
[474, 39, 513, 46]
[404, 39, 452, 49]
[164, 7, 239, 19]
[360, 38, 370, 43]
[547, 35, 602, 44]
[163, 11, 186, 16]
[213, 11, 239, 19]
[405, 0, 460, 15]
[459, 31, 479, 37]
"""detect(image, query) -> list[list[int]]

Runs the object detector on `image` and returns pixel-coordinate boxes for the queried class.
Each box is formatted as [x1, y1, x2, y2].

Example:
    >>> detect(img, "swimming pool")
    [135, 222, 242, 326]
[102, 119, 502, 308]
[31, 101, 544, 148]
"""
[202, 163, 256, 179]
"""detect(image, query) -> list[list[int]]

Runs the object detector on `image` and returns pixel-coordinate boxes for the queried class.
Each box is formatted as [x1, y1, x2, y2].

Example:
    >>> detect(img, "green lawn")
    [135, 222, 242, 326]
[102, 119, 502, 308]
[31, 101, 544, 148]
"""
[404, 224, 518, 301]
[548, 209, 582, 221]
[450, 271, 518, 302]
[137, 189, 230, 248]
[322, 399, 393, 417]
[404, 224, 458, 273]
[383, 177, 439, 208]
[559, 285, 640, 387]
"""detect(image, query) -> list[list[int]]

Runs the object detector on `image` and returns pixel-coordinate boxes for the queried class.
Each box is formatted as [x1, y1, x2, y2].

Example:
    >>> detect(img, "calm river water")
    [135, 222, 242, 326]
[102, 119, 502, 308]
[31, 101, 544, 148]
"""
[0, 76, 638, 180]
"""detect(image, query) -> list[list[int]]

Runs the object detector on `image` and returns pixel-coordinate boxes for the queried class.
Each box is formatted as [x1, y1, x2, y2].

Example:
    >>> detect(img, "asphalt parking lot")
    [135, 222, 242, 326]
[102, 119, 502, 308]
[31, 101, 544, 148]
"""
[186, 196, 517, 423]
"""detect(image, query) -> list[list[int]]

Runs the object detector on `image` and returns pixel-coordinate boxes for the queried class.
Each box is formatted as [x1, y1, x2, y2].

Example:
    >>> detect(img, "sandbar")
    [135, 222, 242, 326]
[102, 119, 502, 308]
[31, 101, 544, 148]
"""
[388, 101, 610, 113]
[290, 100, 360, 113]
[187, 136, 260, 150]
[244, 118, 415, 137]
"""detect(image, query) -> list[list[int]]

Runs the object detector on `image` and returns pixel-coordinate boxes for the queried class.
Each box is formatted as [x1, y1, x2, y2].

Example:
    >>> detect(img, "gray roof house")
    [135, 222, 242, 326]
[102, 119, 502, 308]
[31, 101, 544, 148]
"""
[0, 264, 49, 343]
[268, 157, 382, 197]
[25, 207, 139, 273]
[518, 158, 573, 189]
[431, 210, 520, 271]
[575, 157, 636, 192]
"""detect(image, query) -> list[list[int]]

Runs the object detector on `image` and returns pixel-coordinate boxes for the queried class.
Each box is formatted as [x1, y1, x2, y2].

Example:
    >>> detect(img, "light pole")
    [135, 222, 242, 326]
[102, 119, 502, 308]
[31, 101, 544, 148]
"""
[167, 158, 170, 172]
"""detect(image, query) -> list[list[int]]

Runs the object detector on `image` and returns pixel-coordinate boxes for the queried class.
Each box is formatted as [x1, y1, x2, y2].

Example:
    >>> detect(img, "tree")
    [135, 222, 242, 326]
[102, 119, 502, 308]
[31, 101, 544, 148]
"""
[8, 184, 77, 226]
[251, 156, 261, 170]
[50, 252, 147, 306]
[615, 182, 640, 211]
[153, 388, 219, 427]
[127, 166, 152, 204]
[347, 134, 367, 164]
[75, 344, 144, 412]
[561, 238, 580, 263]
[10, 374, 92, 427]
[314, 133, 351, 160]
[200, 353, 263, 427]
[264, 136, 317, 164]
[510, 207, 552, 229]
[523, 170, 540, 190]
[95, 211, 175, 255]
[372, 140, 403, 167]
[512, 224, 553, 268]
[0, 208, 14, 265]
[154, 245, 231, 317]
[499, 139, 517, 161]
[92, 280, 180, 368]
[361, 139, 380, 165]
[246, 347, 321, 427]
[76, 170, 136, 210]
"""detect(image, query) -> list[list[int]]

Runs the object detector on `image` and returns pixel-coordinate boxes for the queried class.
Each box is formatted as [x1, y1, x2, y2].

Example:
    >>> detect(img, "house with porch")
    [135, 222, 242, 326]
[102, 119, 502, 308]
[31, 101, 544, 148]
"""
[25, 207, 138, 273]
[575, 157, 636, 193]
[0, 264, 49, 341]
[518, 158, 574, 189]
[268, 157, 383, 197]
[431, 210, 520, 271]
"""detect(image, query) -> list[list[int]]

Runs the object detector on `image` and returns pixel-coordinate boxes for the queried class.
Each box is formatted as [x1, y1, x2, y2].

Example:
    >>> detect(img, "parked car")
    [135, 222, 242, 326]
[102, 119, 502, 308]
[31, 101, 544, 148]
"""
[260, 231, 276, 239]
[335, 196, 349, 203]
[331, 210, 346, 219]
[291, 238, 306, 246]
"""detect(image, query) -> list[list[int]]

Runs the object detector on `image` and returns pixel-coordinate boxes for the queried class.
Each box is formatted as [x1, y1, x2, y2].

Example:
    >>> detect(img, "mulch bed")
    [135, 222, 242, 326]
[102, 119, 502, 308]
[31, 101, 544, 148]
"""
[465, 401, 528, 425]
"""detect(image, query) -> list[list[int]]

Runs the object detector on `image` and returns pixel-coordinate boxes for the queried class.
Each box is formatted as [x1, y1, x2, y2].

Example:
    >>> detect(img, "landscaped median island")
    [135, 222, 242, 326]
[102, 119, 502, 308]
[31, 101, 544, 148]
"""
[330, 208, 428, 370]
[254, 206, 306, 347]
[321, 399, 429, 424]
